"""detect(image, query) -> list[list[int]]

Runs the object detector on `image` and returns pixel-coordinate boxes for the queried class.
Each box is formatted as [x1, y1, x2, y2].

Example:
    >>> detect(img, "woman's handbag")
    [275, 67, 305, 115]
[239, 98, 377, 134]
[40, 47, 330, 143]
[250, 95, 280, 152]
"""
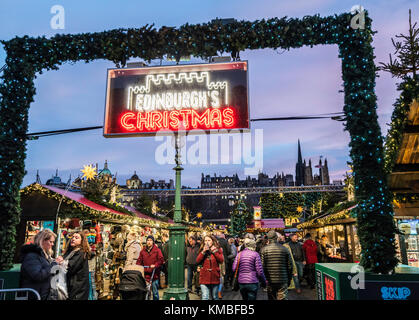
[48, 250, 77, 300]
[232, 253, 241, 292]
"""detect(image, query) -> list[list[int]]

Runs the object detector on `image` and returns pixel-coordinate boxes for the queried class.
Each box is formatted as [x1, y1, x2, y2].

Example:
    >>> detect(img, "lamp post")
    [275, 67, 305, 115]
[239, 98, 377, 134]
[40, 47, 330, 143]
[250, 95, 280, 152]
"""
[163, 133, 188, 300]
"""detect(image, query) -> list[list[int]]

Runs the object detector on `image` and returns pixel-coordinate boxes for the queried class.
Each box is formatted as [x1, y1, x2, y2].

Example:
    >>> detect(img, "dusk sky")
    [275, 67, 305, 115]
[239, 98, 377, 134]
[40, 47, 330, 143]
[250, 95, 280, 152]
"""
[1, 0, 418, 188]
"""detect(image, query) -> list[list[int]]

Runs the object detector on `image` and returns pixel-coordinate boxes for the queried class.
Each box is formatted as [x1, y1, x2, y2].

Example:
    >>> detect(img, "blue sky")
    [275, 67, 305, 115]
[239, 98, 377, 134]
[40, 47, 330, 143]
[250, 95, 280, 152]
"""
[1, 0, 418, 188]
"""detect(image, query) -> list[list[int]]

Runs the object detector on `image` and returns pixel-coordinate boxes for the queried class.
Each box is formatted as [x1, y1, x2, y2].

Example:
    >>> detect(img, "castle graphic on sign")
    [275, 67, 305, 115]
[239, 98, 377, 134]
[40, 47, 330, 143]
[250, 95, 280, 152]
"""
[126, 72, 229, 112]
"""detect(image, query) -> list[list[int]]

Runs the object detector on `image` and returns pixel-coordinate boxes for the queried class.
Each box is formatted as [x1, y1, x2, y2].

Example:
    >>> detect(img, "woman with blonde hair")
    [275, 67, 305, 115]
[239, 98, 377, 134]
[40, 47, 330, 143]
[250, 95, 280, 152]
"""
[19, 229, 57, 300]
[119, 231, 147, 300]
[56, 231, 91, 300]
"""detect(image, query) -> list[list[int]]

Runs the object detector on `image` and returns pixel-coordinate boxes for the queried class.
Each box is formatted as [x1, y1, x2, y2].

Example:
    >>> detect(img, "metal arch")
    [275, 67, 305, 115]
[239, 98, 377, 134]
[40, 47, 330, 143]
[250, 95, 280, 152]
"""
[121, 185, 345, 197]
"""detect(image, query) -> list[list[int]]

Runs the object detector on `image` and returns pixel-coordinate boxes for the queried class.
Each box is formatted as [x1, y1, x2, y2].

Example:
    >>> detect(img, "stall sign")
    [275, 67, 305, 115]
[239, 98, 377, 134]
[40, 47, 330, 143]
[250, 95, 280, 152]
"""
[284, 217, 300, 227]
[104, 62, 249, 137]
[42, 221, 55, 232]
[323, 274, 337, 300]
[253, 206, 261, 221]
[398, 223, 411, 235]
[358, 281, 419, 300]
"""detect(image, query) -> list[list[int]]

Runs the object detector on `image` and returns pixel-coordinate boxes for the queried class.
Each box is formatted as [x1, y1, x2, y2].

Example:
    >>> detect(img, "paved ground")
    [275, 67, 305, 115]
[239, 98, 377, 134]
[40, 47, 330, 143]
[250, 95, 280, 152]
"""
[158, 283, 317, 300]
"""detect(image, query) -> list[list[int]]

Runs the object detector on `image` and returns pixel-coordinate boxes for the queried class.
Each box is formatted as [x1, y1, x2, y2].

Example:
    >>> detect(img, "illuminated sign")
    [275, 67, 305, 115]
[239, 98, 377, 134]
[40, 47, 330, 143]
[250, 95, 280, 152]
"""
[323, 274, 337, 300]
[358, 281, 419, 300]
[104, 62, 249, 137]
[285, 217, 300, 227]
[253, 206, 261, 221]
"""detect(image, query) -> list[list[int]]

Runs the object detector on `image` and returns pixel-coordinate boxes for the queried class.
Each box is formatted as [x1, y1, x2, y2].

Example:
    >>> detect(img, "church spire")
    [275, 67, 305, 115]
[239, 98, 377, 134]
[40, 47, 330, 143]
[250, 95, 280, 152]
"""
[297, 139, 303, 164]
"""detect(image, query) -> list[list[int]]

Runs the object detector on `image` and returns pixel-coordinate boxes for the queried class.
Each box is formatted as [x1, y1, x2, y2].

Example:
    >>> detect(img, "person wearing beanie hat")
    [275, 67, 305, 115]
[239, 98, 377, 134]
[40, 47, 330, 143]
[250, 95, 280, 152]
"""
[232, 237, 267, 300]
[260, 230, 293, 300]
[267, 230, 277, 241]
[136, 233, 164, 300]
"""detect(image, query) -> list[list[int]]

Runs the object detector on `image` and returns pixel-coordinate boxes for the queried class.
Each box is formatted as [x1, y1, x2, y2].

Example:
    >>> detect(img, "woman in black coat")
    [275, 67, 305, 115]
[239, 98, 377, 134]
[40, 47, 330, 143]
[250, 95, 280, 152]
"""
[56, 231, 90, 300]
[20, 229, 57, 300]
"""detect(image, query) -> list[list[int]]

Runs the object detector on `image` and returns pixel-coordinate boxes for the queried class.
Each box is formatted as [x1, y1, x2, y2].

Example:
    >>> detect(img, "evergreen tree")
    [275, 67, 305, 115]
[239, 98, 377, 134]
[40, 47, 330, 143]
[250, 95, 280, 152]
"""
[82, 178, 106, 204]
[279, 193, 305, 218]
[133, 192, 154, 215]
[229, 201, 250, 237]
[259, 193, 281, 218]
[380, 9, 418, 79]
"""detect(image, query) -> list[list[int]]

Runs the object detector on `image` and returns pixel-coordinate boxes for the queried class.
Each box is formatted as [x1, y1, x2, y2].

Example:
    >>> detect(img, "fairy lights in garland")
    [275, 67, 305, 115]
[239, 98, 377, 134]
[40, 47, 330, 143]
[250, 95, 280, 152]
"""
[0, 11, 398, 273]
[19, 183, 202, 232]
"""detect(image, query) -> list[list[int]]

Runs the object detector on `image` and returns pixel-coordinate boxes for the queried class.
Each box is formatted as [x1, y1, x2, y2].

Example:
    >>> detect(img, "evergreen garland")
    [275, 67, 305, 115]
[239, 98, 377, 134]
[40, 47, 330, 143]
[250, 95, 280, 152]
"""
[0, 11, 398, 273]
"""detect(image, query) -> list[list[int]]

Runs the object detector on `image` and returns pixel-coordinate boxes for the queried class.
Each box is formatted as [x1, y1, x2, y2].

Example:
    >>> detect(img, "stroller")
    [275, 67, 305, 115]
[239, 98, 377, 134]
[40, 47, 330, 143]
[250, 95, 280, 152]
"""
[144, 266, 157, 300]
[119, 269, 147, 300]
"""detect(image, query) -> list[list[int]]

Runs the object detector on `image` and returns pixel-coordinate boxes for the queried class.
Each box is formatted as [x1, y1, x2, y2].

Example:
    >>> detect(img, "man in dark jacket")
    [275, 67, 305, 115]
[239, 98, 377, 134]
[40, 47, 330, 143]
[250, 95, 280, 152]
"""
[288, 234, 306, 293]
[19, 244, 54, 300]
[216, 232, 231, 290]
[260, 230, 293, 300]
[185, 236, 200, 293]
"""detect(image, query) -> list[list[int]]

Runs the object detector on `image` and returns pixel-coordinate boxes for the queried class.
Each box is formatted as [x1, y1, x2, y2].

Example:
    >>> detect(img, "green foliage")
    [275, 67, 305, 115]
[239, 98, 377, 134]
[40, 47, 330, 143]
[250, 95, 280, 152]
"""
[230, 201, 250, 237]
[0, 11, 398, 273]
[82, 178, 106, 204]
[133, 192, 154, 215]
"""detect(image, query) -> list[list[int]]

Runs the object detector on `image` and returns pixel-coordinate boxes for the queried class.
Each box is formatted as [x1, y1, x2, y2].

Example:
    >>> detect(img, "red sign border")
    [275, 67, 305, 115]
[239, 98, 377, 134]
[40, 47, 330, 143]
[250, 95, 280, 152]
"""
[103, 61, 250, 138]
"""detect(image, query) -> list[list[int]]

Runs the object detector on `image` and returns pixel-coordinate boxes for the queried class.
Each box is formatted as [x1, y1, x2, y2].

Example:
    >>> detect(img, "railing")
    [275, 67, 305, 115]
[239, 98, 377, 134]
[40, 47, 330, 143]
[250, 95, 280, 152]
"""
[0, 288, 41, 300]
[121, 185, 345, 197]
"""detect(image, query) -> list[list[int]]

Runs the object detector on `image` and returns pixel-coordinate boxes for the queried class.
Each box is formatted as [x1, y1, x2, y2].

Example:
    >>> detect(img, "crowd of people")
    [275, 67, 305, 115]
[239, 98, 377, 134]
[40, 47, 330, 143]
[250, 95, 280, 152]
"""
[18, 228, 329, 300]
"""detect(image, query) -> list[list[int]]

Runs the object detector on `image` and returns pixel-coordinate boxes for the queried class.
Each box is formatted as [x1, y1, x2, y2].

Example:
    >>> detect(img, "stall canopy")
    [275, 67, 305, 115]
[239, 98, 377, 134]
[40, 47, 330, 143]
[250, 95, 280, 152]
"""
[297, 204, 357, 230]
[19, 183, 171, 226]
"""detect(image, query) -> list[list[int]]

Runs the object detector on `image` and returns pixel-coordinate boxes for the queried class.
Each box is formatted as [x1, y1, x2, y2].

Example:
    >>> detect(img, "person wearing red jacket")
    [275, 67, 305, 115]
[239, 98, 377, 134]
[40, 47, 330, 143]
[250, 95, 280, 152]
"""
[302, 233, 318, 289]
[196, 234, 224, 300]
[136, 235, 164, 300]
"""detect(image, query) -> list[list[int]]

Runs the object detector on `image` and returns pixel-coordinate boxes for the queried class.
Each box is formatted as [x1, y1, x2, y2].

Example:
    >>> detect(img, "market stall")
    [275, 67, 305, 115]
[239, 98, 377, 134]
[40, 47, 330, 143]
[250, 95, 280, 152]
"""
[297, 204, 359, 263]
[387, 99, 419, 268]
[15, 183, 174, 300]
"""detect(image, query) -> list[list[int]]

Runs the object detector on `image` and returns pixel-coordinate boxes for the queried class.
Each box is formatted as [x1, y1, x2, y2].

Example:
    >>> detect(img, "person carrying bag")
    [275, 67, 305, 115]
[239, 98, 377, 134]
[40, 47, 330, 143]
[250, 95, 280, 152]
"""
[49, 249, 77, 300]
[232, 252, 241, 291]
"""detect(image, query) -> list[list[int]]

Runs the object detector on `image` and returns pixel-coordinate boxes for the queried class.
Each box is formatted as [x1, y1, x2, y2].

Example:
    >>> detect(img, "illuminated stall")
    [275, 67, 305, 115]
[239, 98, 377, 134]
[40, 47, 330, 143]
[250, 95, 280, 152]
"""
[297, 205, 359, 263]
[15, 183, 173, 299]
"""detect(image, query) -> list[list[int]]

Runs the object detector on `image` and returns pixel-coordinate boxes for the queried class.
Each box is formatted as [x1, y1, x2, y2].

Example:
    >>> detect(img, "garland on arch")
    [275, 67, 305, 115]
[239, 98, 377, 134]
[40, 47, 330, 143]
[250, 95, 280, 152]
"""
[0, 11, 398, 273]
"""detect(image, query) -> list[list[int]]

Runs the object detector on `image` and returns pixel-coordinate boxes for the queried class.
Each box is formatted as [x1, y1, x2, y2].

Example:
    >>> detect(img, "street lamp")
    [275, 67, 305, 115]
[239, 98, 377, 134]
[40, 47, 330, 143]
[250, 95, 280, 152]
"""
[163, 133, 188, 300]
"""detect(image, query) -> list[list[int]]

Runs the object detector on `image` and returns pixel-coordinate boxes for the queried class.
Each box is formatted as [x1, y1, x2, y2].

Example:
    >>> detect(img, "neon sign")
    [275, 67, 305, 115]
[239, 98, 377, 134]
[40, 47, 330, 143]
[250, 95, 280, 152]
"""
[381, 287, 411, 300]
[104, 62, 249, 137]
